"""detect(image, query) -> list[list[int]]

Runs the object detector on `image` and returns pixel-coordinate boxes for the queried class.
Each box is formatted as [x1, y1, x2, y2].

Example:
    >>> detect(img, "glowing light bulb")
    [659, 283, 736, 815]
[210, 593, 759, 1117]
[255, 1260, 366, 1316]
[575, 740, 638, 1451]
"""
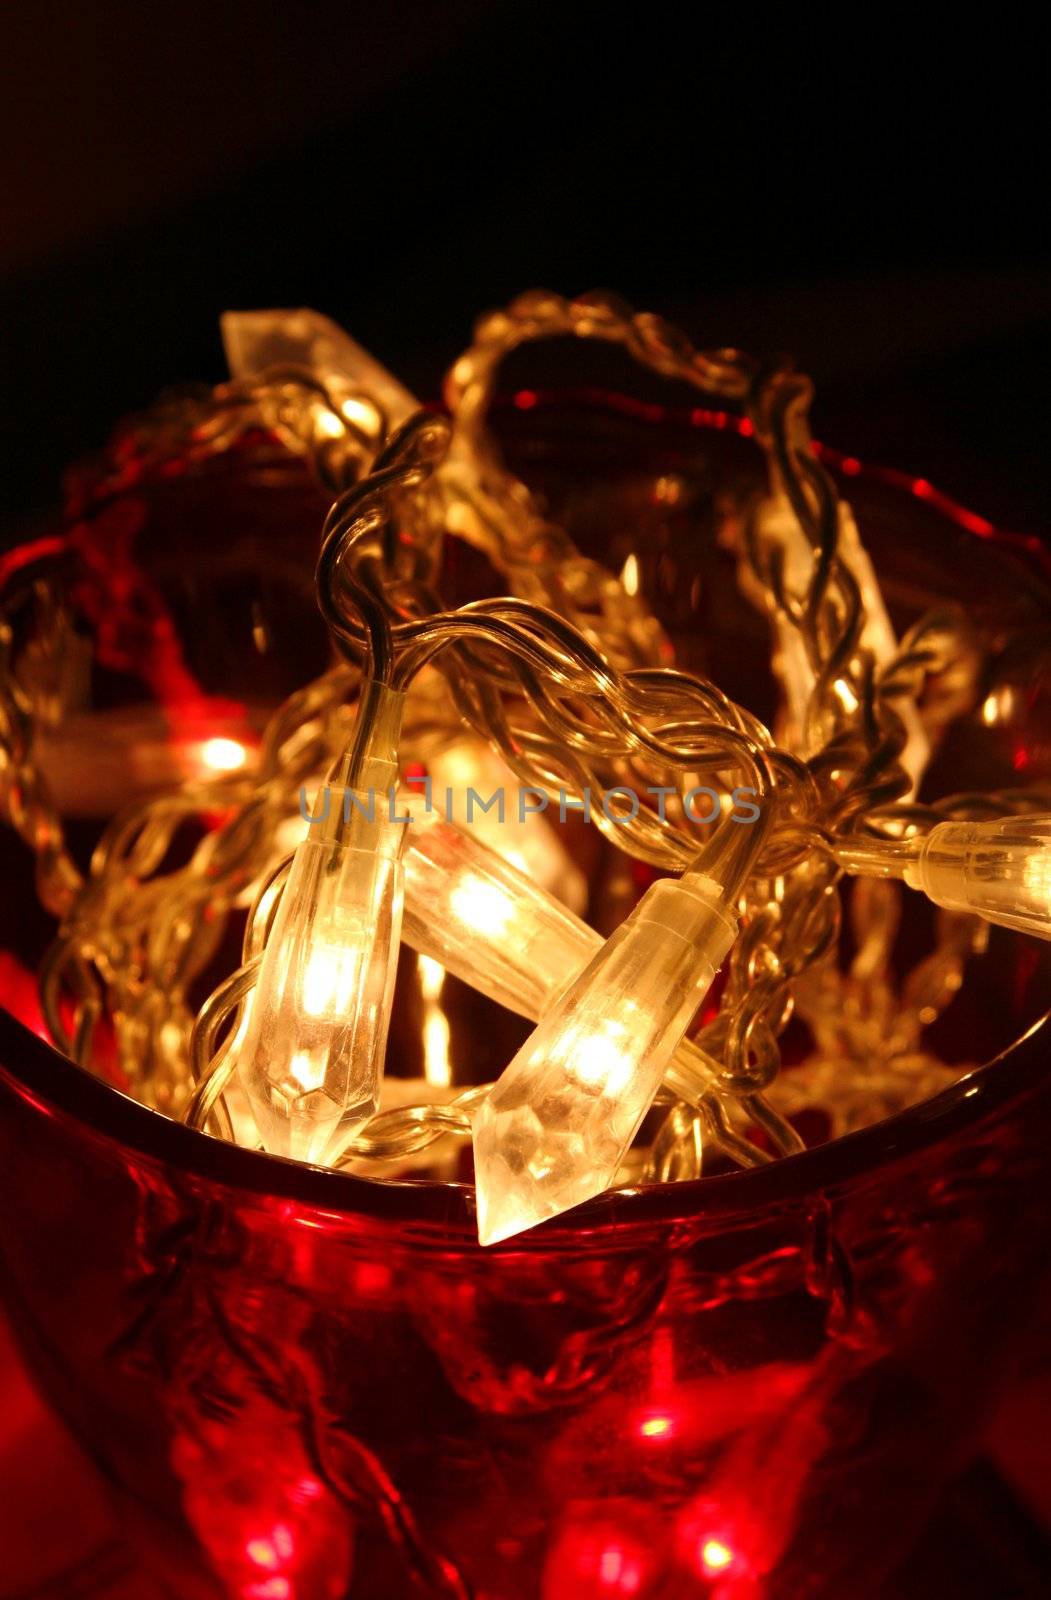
[427, 736, 588, 913]
[471, 874, 738, 1244]
[620, 552, 640, 597]
[199, 735, 248, 773]
[300, 934, 364, 1017]
[221, 307, 418, 431]
[448, 873, 516, 937]
[312, 407, 346, 441]
[569, 1020, 635, 1094]
[401, 803, 596, 1020]
[289, 1049, 327, 1095]
[400, 806, 725, 1109]
[235, 686, 406, 1165]
[1024, 845, 1051, 905]
[904, 814, 1051, 939]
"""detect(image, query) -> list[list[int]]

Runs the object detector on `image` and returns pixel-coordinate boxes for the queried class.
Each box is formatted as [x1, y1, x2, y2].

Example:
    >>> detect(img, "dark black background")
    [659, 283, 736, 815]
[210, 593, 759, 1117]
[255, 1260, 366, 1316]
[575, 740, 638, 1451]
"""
[3, 4, 1049, 540]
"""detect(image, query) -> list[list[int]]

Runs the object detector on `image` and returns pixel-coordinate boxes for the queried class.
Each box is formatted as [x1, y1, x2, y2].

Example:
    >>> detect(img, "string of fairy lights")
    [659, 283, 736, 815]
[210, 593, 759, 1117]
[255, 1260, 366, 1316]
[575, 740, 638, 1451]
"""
[2, 293, 1049, 1243]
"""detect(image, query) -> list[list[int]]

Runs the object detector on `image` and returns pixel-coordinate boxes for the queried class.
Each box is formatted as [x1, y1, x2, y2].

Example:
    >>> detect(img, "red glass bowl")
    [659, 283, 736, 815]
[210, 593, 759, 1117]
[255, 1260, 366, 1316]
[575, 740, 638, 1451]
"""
[1, 396, 1050, 1600]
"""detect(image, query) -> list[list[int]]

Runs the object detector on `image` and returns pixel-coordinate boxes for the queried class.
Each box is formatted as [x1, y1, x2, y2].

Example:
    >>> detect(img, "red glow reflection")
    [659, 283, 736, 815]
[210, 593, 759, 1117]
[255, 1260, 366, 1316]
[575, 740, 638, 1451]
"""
[492, 387, 1050, 580]
[0, 952, 49, 1041]
[679, 1501, 759, 1597]
[173, 1399, 354, 1600]
[544, 1512, 653, 1598]
[247, 1523, 295, 1569]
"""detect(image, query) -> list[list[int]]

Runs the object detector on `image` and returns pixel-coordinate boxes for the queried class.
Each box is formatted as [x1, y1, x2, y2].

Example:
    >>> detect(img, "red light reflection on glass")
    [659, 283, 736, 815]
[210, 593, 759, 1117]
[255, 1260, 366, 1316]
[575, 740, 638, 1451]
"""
[353, 1261, 393, 1295]
[597, 1542, 643, 1593]
[247, 1537, 278, 1570]
[247, 1523, 295, 1571]
[0, 951, 50, 1042]
[678, 1499, 757, 1594]
[246, 1581, 291, 1600]
[543, 1508, 657, 1600]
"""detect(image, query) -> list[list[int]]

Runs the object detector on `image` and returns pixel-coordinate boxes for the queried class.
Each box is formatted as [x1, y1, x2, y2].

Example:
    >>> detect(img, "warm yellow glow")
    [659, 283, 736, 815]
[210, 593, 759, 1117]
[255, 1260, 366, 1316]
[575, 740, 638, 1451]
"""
[422, 1010, 452, 1088]
[274, 813, 309, 856]
[981, 687, 1015, 727]
[246, 1535, 280, 1570]
[313, 407, 345, 441]
[700, 1538, 734, 1573]
[302, 938, 361, 1017]
[1023, 847, 1051, 906]
[418, 953, 445, 1001]
[639, 1414, 673, 1438]
[569, 1023, 634, 1095]
[833, 677, 860, 715]
[200, 736, 248, 773]
[428, 737, 587, 912]
[620, 552, 640, 596]
[339, 395, 380, 433]
[431, 743, 477, 788]
[418, 954, 451, 1086]
[449, 875, 515, 936]
[289, 1049, 326, 1093]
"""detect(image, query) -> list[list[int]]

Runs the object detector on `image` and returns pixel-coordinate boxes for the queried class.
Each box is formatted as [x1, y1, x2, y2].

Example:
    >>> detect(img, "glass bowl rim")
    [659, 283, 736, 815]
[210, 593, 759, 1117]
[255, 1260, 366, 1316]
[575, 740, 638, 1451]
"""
[2, 1004, 1047, 1246]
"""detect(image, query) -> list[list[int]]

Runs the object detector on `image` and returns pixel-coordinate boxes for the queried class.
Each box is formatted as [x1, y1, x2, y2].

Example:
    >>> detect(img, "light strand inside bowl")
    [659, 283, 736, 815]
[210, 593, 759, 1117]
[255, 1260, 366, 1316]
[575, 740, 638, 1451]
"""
[2, 292, 1049, 1244]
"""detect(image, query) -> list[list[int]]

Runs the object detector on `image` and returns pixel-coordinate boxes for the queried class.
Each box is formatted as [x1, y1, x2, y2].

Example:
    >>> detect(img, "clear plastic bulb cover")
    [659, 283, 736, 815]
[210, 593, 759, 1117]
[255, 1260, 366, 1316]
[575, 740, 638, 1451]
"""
[470, 875, 737, 1245]
[401, 807, 598, 1018]
[221, 307, 418, 431]
[906, 815, 1051, 939]
[426, 737, 588, 914]
[401, 806, 723, 1107]
[236, 789, 406, 1166]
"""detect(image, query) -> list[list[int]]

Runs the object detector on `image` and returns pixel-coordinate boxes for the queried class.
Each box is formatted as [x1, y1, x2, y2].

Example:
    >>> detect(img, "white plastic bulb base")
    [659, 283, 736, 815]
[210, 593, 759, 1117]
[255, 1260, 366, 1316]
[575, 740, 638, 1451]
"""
[470, 874, 738, 1245]
[904, 815, 1051, 939]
